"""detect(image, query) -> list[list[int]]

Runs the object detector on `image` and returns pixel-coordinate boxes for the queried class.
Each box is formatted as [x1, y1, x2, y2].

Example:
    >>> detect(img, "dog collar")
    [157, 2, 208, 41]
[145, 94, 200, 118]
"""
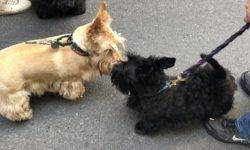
[50, 33, 91, 57]
[139, 81, 170, 97]
[71, 42, 90, 57]
[158, 81, 169, 93]
[70, 32, 91, 57]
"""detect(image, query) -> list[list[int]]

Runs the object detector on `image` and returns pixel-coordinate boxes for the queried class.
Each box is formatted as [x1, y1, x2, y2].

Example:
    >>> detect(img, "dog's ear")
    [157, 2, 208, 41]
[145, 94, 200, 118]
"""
[154, 57, 176, 69]
[88, 1, 112, 37]
[97, 1, 111, 24]
[89, 17, 103, 35]
[91, 1, 111, 30]
[127, 52, 140, 61]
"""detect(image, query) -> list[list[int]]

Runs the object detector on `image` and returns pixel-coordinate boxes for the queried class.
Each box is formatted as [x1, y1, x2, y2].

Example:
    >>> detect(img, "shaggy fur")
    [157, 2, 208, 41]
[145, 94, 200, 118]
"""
[35, 0, 86, 19]
[111, 53, 237, 135]
[0, 2, 125, 121]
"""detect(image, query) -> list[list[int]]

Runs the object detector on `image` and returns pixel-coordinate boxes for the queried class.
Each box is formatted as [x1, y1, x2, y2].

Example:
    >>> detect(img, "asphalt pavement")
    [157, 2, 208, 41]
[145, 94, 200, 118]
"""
[0, 0, 250, 149]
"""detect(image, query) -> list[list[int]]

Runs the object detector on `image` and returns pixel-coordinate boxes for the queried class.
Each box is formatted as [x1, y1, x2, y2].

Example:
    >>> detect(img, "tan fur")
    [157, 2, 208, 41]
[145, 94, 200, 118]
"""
[0, 1, 125, 121]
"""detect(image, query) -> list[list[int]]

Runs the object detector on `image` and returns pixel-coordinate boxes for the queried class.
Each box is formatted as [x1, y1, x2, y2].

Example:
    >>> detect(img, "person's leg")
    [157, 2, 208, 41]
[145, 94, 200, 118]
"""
[0, 0, 31, 15]
[235, 112, 250, 140]
[240, 71, 250, 95]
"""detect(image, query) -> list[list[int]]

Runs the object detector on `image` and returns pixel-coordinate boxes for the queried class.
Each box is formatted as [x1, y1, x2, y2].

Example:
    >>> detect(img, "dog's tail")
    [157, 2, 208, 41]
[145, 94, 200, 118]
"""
[201, 54, 227, 79]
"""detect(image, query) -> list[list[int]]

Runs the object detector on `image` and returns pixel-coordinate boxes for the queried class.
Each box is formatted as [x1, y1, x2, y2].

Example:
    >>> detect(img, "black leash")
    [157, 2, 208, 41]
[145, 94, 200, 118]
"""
[50, 34, 73, 48]
[0, 34, 90, 57]
[0, 40, 25, 44]
[183, 23, 250, 76]
[145, 23, 250, 95]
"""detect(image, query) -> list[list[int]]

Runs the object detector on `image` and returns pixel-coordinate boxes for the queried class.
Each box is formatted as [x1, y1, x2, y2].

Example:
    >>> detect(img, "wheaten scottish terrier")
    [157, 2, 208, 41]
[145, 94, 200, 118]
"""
[0, 1, 125, 121]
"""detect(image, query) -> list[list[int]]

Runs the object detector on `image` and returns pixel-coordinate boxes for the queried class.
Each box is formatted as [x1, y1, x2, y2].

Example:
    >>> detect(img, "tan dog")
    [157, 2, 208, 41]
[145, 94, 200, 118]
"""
[0, 1, 125, 121]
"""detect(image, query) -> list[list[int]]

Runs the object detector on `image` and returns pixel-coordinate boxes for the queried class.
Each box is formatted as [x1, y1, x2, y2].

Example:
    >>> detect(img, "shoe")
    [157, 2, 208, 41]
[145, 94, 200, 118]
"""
[203, 118, 250, 146]
[0, 0, 31, 15]
[240, 71, 250, 96]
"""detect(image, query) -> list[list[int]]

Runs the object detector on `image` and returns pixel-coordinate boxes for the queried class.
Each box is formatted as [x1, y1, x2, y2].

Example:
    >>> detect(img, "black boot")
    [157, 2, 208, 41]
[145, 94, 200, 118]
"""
[240, 71, 250, 95]
[203, 118, 250, 146]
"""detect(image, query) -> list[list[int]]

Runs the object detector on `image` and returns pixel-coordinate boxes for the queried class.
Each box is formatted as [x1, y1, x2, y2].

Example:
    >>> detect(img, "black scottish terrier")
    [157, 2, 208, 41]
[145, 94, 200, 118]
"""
[35, 0, 86, 19]
[111, 53, 237, 135]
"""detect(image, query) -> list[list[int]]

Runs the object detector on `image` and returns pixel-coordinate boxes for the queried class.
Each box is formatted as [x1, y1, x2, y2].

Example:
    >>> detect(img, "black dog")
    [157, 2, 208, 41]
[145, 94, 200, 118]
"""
[111, 53, 237, 135]
[35, 0, 86, 19]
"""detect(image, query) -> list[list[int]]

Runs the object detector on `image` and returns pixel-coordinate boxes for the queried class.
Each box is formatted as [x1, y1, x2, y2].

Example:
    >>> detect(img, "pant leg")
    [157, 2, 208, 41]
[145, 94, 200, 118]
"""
[235, 112, 250, 140]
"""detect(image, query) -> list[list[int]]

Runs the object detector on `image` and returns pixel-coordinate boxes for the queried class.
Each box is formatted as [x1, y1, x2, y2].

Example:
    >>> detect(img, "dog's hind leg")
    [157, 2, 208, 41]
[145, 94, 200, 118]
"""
[58, 81, 85, 100]
[201, 54, 226, 79]
[0, 90, 32, 121]
[127, 97, 140, 110]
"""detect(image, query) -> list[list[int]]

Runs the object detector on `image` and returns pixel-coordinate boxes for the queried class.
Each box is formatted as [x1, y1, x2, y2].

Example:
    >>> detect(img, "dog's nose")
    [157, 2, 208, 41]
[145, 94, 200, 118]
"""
[111, 63, 124, 75]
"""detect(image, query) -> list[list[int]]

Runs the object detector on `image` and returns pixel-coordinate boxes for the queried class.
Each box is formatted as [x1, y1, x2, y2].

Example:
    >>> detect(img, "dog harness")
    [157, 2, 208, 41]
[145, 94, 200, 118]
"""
[143, 74, 185, 97]
[139, 80, 169, 97]
[152, 80, 170, 96]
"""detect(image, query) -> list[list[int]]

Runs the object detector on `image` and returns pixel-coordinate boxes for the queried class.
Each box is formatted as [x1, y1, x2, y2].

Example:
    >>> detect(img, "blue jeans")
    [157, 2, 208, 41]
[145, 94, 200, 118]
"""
[235, 112, 250, 140]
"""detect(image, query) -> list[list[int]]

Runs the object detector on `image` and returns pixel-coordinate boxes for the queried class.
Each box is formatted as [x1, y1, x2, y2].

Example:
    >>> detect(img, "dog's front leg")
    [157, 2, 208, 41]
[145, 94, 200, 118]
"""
[59, 81, 85, 100]
[135, 118, 164, 135]
[127, 96, 140, 111]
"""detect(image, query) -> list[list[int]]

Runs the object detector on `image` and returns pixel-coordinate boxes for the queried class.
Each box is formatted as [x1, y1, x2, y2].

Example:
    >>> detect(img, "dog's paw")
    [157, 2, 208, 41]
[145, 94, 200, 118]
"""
[59, 81, 85, 100]
[135, 120, 160, 135]
[135, 121, 147, 135]
[5, 109, 33, 122]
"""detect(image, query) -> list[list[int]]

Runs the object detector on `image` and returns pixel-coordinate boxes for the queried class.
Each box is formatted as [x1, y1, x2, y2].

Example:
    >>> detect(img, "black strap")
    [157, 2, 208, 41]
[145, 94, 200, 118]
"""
[71, 43, 90, 56]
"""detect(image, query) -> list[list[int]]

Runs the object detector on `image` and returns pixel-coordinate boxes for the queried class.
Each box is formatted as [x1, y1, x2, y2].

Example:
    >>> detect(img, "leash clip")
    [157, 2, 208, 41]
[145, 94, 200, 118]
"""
[51, 42, 60, 49]
[169, 74, 186, 87]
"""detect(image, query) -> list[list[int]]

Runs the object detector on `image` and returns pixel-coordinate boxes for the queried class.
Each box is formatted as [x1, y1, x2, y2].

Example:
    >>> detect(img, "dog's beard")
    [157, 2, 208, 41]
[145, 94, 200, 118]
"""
[111, 71, 140, 96]
[98, 57, 119, 75]
[97, 48, 123, 75]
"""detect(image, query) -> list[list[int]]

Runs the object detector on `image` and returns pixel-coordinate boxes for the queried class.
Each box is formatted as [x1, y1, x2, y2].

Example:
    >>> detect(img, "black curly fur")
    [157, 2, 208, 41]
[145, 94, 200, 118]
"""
[111, 53, 237, 135]
[35, 0, 86, 19]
